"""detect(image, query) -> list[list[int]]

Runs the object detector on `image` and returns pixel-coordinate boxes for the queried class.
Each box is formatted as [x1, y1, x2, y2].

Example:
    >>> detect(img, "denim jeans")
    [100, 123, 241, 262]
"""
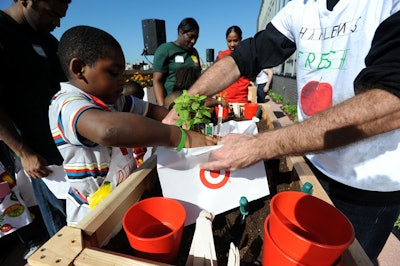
[309, 162, 400, 262]
[330, 194, 400, 262]
[257, 83, 267, 103]
[31, 178, 66, 237]
[17, 206, 48, 247]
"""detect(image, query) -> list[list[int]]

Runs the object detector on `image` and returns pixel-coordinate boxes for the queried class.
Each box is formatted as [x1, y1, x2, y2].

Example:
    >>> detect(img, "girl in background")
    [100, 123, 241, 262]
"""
[216, 26, 250, 103]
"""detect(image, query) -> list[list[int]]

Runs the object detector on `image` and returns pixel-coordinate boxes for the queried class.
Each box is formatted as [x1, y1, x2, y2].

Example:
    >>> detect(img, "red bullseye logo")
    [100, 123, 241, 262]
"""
[199, 169, 230, 189]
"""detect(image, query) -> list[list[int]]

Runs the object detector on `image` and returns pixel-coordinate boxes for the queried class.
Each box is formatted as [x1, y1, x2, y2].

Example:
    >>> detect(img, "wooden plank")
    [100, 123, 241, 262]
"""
[288, 155, 333, 204]
[74, 247, 171, 266]
[248, 85, 257, 103]
[74, 154, 158, 247]
[27, 226, 83, 266]
[260, 103, 282, 131]
[260, 103, 279, 130]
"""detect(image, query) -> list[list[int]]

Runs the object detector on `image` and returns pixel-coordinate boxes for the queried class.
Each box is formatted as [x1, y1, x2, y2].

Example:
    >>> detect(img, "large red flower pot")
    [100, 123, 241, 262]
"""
[267, 191, 354, 265]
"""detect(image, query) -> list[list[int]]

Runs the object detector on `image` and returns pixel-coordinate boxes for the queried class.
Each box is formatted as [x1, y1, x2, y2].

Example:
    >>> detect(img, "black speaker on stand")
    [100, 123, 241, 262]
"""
[141, 19, 166, 55]
[206, 48, 215, 62]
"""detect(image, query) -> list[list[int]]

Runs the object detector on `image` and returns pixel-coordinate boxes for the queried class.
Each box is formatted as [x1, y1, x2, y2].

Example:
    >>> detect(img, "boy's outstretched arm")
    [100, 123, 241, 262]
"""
[146, 103, 169, 121]
[76, 109, 216, 149]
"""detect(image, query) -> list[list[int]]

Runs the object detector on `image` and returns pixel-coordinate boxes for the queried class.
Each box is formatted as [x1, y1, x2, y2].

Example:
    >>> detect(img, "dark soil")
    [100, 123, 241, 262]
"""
[103, 118, 301, 265]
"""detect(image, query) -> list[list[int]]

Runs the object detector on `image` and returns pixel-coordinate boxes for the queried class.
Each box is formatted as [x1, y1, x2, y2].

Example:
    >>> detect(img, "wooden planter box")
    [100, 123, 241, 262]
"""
[27, 104, 372, 266]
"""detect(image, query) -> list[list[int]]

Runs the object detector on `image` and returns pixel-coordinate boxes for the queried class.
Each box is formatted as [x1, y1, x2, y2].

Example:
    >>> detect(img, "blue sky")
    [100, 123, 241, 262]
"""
[0, 0, 262, 64]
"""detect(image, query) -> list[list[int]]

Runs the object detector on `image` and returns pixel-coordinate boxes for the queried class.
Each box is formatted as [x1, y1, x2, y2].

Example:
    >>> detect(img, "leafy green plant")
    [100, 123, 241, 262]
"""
[270, 92, 283, 103]
[281, 103, 298, 123]
[283, 99, 290, 106]
[174, 90, 212, 130]
[395, 215, 400, 230]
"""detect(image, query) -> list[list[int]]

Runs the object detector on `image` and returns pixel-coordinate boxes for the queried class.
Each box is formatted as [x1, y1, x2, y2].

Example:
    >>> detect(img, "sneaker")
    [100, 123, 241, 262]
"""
[23, 244, 41, 260]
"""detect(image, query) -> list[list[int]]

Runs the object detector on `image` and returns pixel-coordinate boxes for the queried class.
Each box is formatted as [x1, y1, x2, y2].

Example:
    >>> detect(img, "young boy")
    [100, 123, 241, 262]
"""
[50, 25, 216, 225]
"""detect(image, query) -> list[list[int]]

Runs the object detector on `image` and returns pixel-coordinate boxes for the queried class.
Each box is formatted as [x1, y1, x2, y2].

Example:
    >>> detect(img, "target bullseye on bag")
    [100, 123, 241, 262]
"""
[157, 120, 270, 225]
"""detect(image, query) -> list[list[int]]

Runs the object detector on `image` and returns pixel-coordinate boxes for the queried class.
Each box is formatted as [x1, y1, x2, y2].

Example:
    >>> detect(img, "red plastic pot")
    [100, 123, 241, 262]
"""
[215, 106, 229, 120]
[122, 197, 186, 264]
[268, 191, 354, 265]
[244, 103, 259, 120]
[263, 215, 307, 265]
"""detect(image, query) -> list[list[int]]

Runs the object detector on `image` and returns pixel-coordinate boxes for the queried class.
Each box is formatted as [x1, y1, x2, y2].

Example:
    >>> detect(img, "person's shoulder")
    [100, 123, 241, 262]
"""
[217, 49, 231, 60]
[154, 42, 176, 59]
[47, 33, 60, 45]
[191, 47, 200, 56]
[155, 42, 175, 52]
[53, 83, 90, 102]
[0, 10, 12, 26]
[0, 11, 17, 41]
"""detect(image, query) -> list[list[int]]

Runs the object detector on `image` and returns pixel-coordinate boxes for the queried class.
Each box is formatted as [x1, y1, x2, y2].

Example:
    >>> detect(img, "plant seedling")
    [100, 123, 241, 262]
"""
[174, 90, 212, 131]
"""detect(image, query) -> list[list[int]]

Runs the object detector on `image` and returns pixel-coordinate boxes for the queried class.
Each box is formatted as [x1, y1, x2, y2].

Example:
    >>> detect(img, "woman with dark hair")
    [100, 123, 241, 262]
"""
[153, 17, 201, 106]
[216, 26, 250, 103]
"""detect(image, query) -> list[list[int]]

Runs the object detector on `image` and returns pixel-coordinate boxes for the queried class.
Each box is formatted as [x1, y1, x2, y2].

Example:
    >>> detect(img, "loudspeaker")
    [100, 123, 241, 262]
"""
[141, 19, 166, 55]
[206, 49, 214, 62]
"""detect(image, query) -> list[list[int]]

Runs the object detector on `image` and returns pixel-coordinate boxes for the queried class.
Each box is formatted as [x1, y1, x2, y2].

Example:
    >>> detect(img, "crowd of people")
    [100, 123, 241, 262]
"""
[1, 0, 400, 264]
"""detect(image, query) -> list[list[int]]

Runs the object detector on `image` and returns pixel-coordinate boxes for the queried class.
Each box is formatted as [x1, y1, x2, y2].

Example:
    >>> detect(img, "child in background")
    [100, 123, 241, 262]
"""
[122, 80, 145, 99]
[49, 25, 216, 225]
[122, 80, 147, 167]
[173, 66, 201, 91]
[167, 66, 228, 111]
[164, 91, 183, 111]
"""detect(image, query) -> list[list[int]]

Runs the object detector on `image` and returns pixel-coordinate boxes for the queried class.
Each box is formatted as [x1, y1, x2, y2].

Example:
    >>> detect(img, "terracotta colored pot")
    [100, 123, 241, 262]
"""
[268, 191, 354, 265]
[122, 197, 186, 264]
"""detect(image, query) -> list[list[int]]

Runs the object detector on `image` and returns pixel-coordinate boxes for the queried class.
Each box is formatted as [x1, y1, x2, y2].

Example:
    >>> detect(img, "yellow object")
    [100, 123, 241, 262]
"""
[1, 172, 16, 188]
[88, 182, 113, 210]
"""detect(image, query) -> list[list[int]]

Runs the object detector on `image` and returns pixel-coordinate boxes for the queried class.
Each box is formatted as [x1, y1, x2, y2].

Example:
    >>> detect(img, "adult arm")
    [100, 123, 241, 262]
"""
[264, 69, 273, 92]
[201, 89, 400, 170]
[152, 71, 166, 106]
[201, 11, 400, 171]
[0, 108, 51, 178]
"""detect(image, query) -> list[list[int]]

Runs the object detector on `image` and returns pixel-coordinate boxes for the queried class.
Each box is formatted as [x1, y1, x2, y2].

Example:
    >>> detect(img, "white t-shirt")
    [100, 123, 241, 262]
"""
[271, 0, 400, 191]
[256, 70, 269, 85]
[49, 82, 149, 224]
